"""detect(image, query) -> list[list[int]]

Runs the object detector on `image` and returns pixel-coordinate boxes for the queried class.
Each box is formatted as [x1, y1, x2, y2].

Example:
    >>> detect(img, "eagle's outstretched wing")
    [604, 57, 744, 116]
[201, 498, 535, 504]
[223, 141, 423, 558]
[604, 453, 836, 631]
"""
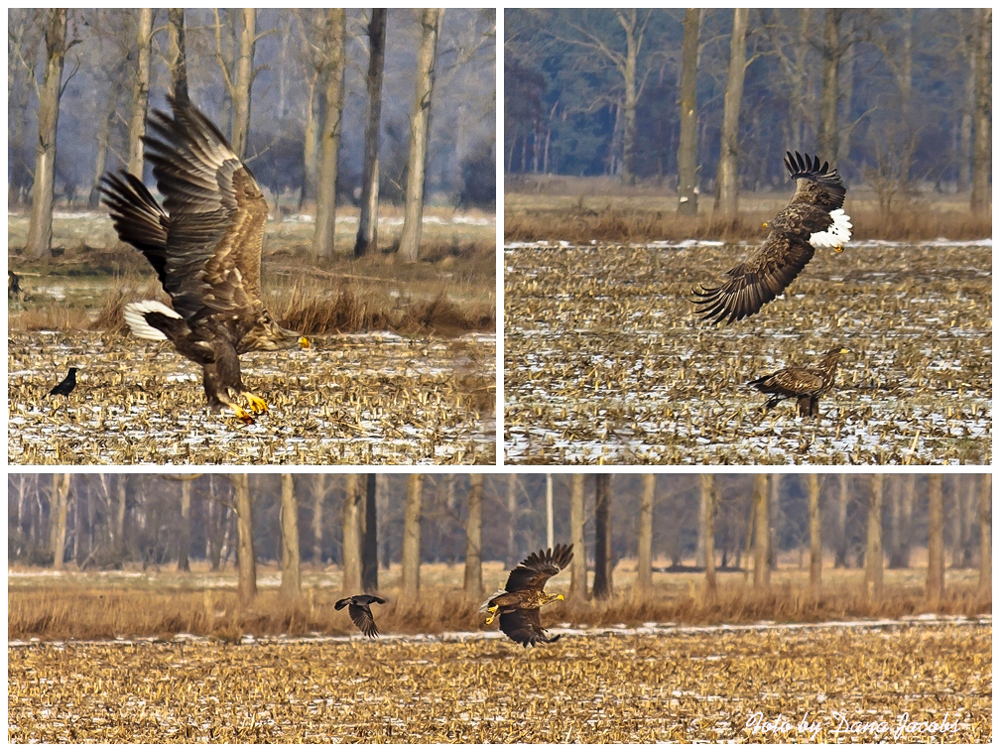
[504, 543, 574, 594]
[101, 95, 266, 323]
[693, 151, 851, 325]
[498, 608, 560, 647]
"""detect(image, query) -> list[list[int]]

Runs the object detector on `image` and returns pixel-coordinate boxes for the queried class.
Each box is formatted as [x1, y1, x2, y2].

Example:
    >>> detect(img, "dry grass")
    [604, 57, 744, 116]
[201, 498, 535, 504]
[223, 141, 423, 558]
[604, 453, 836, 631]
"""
[7, 560, 989, 642]
[504, 241, 991, 464]
[504, 181, 991, 243]
[7, 622, 991, 741]
[8, 209, 496, 337]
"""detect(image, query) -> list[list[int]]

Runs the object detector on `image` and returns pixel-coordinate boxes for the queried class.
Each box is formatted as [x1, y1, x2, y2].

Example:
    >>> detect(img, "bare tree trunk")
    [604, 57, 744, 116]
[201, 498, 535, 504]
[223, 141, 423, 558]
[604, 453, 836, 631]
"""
[341, 474, 362, 594]
[702, 474, 717, 600]
[115, 474, 128, 563]
[51, 473, 71, 570]
[898, 474, 914, 567]
[768, 473, 780, 569]
[229, 8, 256, 159]
[463, 474, 484, 595]
[978, 475, 991, 599]
[635, 474, 654, 595]
[865, 475, 884, 600]
[570, 475, 587, 601]
[230, 474, 257, 607]
[127, 8, 154, 176]
[677, 8, 700, 215]
[362, 474, 378, 591]
[278, 474, 301, 600]
[398, 8, 443, 262]
[714, 8, 749, 217]
[818, 9, 842, 161]
[168, 8, 189, 104]
[752, 475, 769, 590]
[178, 477, 191, 571]
[25, 8, 68, 259]
[401, 473, 423, 597]
[834, 473, 849, 568]
[593, 474, 613, 599]
[545, 474, 555, 550]
[312, 8, 346, 256]
[311, 475, 327, 566]
[616, 9, 643, 186]
[301, 74, 320, 210]
[970, 8, 991, 216]
[506, 475, 518, 568]
[354, 8, 387, 257]
[926, 474, 944, 608]
[695, 468, 707, 568]
[88, 88, 120, 208]
[809, 474, 822, 600]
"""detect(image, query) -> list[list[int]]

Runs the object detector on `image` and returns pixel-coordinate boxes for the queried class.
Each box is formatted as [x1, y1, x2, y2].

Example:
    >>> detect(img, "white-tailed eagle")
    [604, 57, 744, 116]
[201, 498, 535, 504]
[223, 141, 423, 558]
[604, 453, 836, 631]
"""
[100, 95, 308, 423]
[693, 151, 852, 325]
[748, 346, 851, 417]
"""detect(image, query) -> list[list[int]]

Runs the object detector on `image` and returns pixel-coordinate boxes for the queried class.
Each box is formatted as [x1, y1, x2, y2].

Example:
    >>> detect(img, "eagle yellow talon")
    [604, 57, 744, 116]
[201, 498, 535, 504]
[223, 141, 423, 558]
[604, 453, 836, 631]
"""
[243, 391, 269, 414]
[834, 245, 843, 253]
[484, 606, 498, 625]
[232, 406, 255, 425]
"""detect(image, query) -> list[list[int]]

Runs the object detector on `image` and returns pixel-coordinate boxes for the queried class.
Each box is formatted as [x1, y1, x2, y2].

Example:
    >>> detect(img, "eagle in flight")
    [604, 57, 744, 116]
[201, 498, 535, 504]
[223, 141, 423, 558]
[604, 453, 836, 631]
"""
[100, 95, 308, 423]
[481, 544, 573, 647]
[692, 151, 852, 325]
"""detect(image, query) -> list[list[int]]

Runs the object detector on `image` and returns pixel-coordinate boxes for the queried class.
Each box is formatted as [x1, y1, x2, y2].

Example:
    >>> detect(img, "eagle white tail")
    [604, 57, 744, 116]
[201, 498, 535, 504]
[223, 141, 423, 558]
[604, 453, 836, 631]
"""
[479, 589, 506, 613]
[123, 300, 181, 340]
[809, 208, 852, 249]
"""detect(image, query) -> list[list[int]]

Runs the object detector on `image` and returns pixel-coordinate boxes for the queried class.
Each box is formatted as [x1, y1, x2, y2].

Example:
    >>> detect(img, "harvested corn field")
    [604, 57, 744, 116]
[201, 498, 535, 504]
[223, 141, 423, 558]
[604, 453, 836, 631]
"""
[8, 331, 495, 465]
[8, 619, 990, 742]
[504, 240, 991, 464]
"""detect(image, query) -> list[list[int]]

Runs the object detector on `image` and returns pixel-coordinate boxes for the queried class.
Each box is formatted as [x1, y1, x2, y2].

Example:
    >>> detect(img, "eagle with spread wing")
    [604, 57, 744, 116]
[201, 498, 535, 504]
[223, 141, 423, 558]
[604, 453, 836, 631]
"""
[748, 346, 851, 417]
[692, 151, 852, 325]
[335, 594, 386, 639]
[480, 543, 573, 647]
[100, 95, 308, 424]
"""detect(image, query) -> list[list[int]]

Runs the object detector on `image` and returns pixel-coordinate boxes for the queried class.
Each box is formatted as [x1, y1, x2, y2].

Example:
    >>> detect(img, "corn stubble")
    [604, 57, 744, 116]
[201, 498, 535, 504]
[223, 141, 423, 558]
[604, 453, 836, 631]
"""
[504, 242, 991, 464]
[8, 332, 495, 465]
[8, 624, 989, 742]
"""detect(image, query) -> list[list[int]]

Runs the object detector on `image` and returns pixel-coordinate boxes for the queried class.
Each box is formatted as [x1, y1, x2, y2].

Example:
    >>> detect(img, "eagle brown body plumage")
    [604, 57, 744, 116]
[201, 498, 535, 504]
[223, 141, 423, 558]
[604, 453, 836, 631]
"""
[481, 543, 573, 647]
[748, 347, 850, 417]
[693, 152, 851, 325]
[100, 95, 307, 422]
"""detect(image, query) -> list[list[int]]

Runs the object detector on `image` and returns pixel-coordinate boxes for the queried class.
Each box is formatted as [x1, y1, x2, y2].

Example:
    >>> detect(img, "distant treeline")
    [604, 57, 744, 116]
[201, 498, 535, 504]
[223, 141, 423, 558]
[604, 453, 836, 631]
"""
[505, 9, 990, 204]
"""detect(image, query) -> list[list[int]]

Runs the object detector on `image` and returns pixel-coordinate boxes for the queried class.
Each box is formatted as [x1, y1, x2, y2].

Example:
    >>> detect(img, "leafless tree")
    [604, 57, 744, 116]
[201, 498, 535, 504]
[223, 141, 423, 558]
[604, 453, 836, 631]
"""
[593, 474, 613, 599]
[126, 8, 154, 176]
[230, 474, 257, 607]
[341, 474, 362, 594]
[635, 474, 654, 595]
[676, 9, 701, 215]
[701, 475, 717, 600]
[926, 474, 944, 607]
[808, 474, 822, 600]
[401, 473, 424, 597]
[569, 474, 588, 601]
[355, 9, 387, 257]
[714, 8, 749, 218]
[25, 9, 70, 259]
[168, 8, 189, 105]
[752, 474, 769, 589]
[312, 9, 347, 256]
[280, 474, 302, 599]
[463, 474, 484, 595]
[978, 475, 991, 599]
[865, 475, 884, 600]
[362, 474, 379, 591]
[398, 8, 444, 261]
[50, 473, 71, 569]
[970, 8, 991, 216]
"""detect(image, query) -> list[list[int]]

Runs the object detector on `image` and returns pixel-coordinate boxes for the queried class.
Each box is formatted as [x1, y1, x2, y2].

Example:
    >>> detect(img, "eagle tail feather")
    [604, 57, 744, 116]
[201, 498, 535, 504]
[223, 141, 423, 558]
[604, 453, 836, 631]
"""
[123, 300, 181, 341]
[809, 208, 852, 248]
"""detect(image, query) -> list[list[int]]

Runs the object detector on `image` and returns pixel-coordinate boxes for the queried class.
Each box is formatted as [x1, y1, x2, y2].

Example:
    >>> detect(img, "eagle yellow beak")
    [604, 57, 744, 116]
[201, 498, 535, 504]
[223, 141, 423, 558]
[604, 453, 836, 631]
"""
[762, 221, 768, 229]
[557, 594, 565, 601]
[299, 336, 310, 349]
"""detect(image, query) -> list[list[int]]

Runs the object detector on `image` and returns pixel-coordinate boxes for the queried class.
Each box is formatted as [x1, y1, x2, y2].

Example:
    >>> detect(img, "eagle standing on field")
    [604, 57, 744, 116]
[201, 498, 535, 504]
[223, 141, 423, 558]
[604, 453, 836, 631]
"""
[99, 95, 308, 424]
[335, 594, 386, 638]
[480, 543, 573, 647]
[693, 151, 852, 325]
[748, 346, 850, 417]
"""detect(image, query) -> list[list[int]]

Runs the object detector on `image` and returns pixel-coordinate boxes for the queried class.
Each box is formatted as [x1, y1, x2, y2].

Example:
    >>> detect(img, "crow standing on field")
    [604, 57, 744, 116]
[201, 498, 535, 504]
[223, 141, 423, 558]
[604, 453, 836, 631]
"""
[48, 367, 79, 397]
[335, 594, 387, 638]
